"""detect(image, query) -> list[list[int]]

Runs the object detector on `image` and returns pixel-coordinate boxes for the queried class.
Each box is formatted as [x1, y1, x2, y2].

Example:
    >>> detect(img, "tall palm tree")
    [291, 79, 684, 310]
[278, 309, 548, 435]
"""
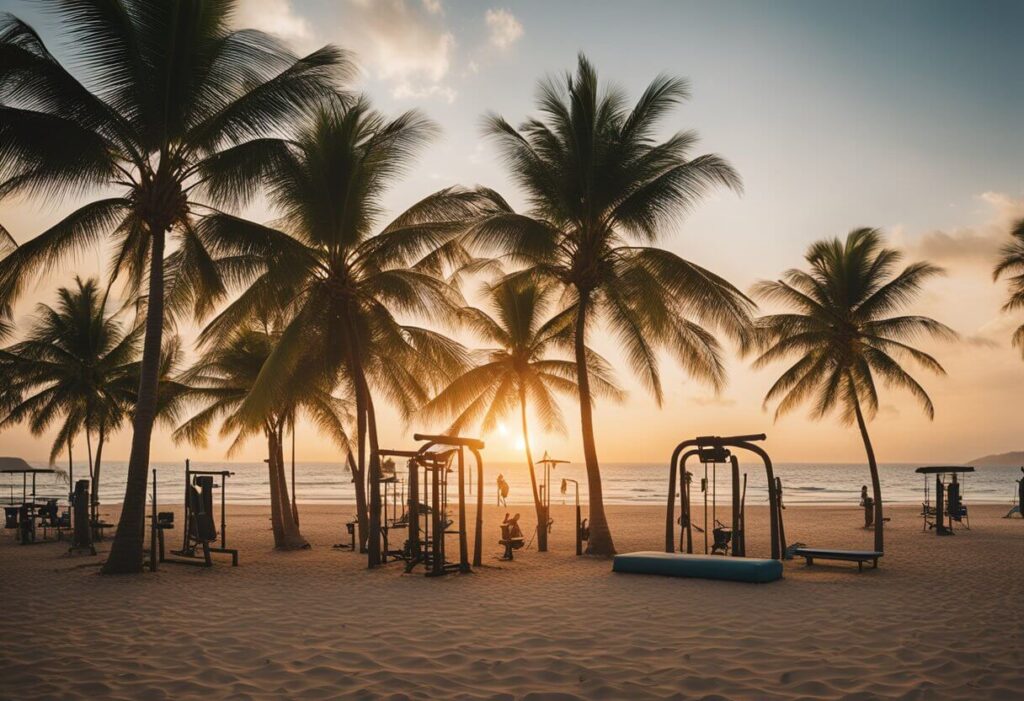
[422, 280, 622, 551]
[0, 277, 186, 521]
[0, 277, 136, 497]
[192, 100, 477, 566]
[467, 54, 751, 554]
[0, 276, 186, 515]
[173, 325, 351, 550]
[994, 219, 1024, 354]
[0, 1, 348, 573]
[752, 228, 957, 552]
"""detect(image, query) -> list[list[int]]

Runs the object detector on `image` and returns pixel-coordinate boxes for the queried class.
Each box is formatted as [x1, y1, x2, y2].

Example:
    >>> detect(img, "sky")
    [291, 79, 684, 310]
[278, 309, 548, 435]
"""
[1, 0, 1023, 467]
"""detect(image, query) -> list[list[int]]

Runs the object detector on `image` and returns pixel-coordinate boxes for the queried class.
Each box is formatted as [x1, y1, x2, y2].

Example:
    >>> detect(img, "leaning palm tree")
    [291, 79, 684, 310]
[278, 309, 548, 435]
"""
[0, 1, 349, 573]
[467, 54, 751, 554]
[994, 219, 1024, 354]
[752, 228, 957, 552]
[192, 100, 476, 566]
[173, 325, 352, 550]
[0, 277, 186, 523]
[0, 227, 14, 340]
[422, 279, 622, 551]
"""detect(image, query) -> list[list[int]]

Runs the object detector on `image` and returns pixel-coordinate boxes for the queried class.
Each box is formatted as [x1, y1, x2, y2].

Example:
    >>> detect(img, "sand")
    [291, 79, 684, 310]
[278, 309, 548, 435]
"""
[1, 501, 1022, 700]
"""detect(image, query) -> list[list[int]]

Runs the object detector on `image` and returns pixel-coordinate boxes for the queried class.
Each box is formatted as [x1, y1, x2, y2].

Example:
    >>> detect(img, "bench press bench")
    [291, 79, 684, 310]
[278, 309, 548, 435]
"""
[792, 548, 882, 571]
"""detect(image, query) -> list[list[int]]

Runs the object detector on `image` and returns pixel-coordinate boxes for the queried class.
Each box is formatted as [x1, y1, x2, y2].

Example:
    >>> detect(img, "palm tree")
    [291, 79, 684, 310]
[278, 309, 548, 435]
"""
[422, 280, 622, 551]
[173, 325, 351, 550]
[466, 54, 751, 554]
[752, 228, 957, 552]
[994, 219, 1024, 354]
[0, 277, 186, 525]
[0, 227, 14, 340]
[0, 1, 349, 573]
[192, 100, 477, 566]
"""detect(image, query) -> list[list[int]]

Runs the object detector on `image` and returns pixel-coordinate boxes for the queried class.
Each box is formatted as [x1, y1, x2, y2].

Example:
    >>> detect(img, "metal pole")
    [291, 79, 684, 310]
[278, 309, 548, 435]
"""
[457, 448, 469, 572]
[220, 472, 227, 549]
[575, 482, 582, 556]
[181, 459, 191, 552]
[703, 462, 708, 554]
[473, 447, 483, 568]
[731, 456, 740, 557]
[430, 460, 443, 576]
[665, 448, 678, 552]
[150, 468, 158, 572]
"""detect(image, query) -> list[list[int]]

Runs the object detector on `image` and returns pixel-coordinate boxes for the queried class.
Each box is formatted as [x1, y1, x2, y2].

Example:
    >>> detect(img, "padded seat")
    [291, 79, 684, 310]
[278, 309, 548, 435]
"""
[613, 551, 783, 583]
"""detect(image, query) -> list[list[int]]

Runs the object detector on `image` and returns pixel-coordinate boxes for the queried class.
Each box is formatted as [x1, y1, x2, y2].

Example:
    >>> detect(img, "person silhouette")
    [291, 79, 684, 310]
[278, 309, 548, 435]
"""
[496, 473, 510, 507]
[860, 485, 874, 528]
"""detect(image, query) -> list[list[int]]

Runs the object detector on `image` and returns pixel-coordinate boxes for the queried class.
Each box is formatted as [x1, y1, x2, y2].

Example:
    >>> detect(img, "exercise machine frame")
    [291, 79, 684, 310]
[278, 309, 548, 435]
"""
[666, 434, 783, 560]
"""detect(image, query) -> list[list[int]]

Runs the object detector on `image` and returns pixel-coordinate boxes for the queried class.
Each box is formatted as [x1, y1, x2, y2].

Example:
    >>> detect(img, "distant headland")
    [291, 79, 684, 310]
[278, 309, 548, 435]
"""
[969, 451, 1024, 466]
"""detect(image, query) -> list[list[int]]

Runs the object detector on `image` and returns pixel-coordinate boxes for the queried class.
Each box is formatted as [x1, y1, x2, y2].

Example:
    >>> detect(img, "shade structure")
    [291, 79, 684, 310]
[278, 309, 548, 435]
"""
[0, 457, 39, 473]
[914, 466, 976, 475]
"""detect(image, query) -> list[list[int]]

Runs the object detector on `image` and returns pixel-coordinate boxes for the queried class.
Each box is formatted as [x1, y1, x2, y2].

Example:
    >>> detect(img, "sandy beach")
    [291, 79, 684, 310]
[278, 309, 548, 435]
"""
[1, 502, 1021, 700]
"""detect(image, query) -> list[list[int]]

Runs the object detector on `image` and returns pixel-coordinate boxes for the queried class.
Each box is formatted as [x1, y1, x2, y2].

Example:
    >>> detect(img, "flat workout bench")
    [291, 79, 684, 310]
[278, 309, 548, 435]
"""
[793, 548, 882, 571]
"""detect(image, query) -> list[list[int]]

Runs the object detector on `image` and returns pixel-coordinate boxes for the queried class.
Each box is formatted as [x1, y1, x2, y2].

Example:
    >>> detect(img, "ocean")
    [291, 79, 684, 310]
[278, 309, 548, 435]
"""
[5, 459, 1022, 510]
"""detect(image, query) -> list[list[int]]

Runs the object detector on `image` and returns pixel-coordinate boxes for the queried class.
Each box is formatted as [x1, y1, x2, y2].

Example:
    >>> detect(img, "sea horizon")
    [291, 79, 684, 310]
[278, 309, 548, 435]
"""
[7, 458, 1021, 507]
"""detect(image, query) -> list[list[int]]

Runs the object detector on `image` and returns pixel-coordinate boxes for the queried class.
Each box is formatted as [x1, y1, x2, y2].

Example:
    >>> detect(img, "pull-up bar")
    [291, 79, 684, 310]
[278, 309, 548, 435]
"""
[413, 433, 485, 450]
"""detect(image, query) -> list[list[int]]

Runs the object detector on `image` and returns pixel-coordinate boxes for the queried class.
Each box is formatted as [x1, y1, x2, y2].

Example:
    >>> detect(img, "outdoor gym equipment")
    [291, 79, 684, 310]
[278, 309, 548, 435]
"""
[148, 461, 238, 570]
[916, 466, 974, 535]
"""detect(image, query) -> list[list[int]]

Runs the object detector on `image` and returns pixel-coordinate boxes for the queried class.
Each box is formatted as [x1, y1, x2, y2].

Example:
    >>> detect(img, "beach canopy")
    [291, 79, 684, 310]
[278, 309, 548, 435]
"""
[914, 466, 976, 474]
[0, 457, 50, 473]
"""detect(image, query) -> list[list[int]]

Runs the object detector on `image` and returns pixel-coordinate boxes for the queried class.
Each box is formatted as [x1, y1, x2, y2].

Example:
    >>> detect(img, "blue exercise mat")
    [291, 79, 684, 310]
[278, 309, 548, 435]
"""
[612, 551, 783, 583]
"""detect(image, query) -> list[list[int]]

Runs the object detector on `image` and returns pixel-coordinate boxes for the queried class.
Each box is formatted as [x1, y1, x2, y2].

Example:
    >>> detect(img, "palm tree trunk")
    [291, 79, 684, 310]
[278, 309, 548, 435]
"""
[347, 346, 370, 553]
[85, 425, 95, 526]
[290, 422, 299, 526]
[102, 229, 165, 574]
[91, 422, 106, 529]
[350, 445, 368, 553]
[574, 294, 615, 555]
[267, 429, 286, 547]
[364, 381, 383, 568]
[852, 395, 884, 552]
[342, 313, 380, 566]
[274, 424, 308, 549]
[519, 384, 546, 551]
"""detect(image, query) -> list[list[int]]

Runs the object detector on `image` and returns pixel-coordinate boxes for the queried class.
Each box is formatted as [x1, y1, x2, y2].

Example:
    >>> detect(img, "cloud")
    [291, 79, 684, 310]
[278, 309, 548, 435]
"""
[485, 8, 523, 49]
[904, 193, 1024, 268]
[689, 395, 737, 408]
[392, 82, 457, 104]
[233, 0, 316, 53]
[344, 0, 457, 102]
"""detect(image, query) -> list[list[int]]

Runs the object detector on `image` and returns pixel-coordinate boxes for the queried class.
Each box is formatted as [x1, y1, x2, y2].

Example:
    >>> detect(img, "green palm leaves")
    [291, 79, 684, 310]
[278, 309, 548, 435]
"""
[0, 276, 184, 520]
[422, 279, 622, 552]
[0, 0, 350, 573]
[172, 325, 350, 549]
[193, 100, 479, 565]
[0, 278, 140, 461]
[467, 54, 748, 554]
[423, 280, 621, 435]
[994, 219, 1024, 355]
[754, 229, 955, 423]
[753, 228, 956, 551]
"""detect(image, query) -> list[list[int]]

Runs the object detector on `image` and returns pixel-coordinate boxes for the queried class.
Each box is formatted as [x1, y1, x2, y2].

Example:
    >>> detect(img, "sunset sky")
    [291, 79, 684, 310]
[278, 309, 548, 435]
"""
[1, 0, 1022, 466]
